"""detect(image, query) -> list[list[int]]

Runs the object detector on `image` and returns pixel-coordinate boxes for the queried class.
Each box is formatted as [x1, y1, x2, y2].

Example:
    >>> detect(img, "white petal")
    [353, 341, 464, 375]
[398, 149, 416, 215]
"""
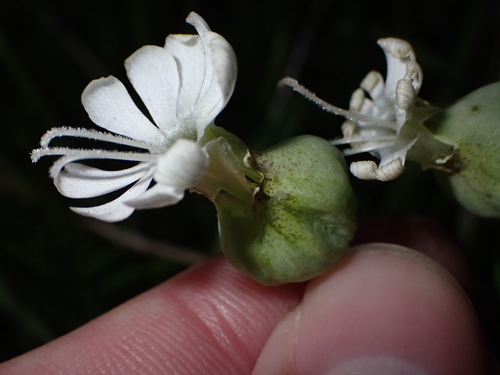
[188, 13, 237, 118]
[164, 33, 205, 122]
[81, 76, 166, 145]
[185, 11, 211, 33]
[154, 139, 209, 188]
[70, 172, 153, 222]
[377, 38, 415, 102]
[125, 183, 184, 209]
[125, 139, 209, 210]
[124, 46, 181, 137]
[55, 162, 152, 198]
[164, 13, 237, 134]
[378, 136, 418, 167]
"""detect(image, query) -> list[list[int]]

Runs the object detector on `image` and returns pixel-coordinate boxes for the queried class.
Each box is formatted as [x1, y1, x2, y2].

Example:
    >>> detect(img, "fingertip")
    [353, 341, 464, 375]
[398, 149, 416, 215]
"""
[254, 244, 491, 375]
[352, 213, 475, 292]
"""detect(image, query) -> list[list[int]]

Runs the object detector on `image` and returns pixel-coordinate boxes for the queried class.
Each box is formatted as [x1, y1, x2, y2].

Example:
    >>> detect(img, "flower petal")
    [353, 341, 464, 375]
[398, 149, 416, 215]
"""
[124, 46, 182, 138]
[154, 138, 209, 189]
[164, 12, 237, 135]
[55, 162, 152, 198]
[125, 139, 209, 209]
[81, 76, 166, 146]
[125, 183, 184, 209]
[377, 136, 418, 167]
[70, 172, 154, 222]
[187, 12, 237, 118]
[377, 38, 415, 102]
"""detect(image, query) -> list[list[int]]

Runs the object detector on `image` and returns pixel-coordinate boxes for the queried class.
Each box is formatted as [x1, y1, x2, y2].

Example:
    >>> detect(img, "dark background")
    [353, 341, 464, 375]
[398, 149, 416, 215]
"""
[1, 0, 500, 363]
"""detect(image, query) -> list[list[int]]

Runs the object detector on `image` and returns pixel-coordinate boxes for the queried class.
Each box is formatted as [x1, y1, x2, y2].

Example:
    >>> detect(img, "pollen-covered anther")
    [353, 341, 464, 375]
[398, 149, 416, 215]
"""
[374, 157, 404, 181]
[350, 160, 377, 180]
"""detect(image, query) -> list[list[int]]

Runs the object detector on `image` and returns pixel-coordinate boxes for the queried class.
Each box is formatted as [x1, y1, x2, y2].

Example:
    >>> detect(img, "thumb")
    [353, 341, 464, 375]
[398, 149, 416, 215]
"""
[253, 244, 491, 375]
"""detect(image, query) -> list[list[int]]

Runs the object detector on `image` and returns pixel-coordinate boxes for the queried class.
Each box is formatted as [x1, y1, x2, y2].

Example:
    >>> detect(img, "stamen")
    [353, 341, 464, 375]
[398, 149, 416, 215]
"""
[279, 77, 397, 129]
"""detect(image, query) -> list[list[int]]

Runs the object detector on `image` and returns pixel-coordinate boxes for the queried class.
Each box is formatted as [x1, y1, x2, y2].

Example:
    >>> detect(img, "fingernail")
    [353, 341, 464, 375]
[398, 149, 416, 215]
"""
[326, 356, 430, 375]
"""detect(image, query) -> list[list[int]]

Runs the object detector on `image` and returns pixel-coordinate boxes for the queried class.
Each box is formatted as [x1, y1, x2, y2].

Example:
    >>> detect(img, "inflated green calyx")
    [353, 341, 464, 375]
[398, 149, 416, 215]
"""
[215, 135, 357, 285]
[427, 82, 500, 217]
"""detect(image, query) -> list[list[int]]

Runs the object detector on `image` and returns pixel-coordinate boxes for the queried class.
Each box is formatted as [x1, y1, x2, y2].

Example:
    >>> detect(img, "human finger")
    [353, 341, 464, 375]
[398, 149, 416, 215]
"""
[352, 213, 474, 291]
[1, 255, 304, 375]
[253, 244, 491, 374]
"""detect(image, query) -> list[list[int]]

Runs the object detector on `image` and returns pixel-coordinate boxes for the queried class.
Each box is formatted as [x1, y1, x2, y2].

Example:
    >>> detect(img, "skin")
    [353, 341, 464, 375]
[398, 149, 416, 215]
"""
[0, 214, 492, 374]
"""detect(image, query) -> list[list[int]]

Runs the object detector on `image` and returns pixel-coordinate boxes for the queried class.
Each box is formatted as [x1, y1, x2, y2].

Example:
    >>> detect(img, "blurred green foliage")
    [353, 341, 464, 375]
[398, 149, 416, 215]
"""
[1, 0, 500, 363]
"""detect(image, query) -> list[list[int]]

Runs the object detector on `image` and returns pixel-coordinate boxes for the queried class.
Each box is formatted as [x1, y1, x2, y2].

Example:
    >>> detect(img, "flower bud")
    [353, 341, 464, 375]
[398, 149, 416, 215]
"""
[428, 82, 500, 217]
[215, 135, 357, 285]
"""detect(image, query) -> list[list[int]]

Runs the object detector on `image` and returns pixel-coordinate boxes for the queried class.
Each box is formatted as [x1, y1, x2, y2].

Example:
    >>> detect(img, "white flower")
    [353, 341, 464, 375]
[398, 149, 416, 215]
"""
[281, 38, 425, 181]
[31, 12, 237, 222]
